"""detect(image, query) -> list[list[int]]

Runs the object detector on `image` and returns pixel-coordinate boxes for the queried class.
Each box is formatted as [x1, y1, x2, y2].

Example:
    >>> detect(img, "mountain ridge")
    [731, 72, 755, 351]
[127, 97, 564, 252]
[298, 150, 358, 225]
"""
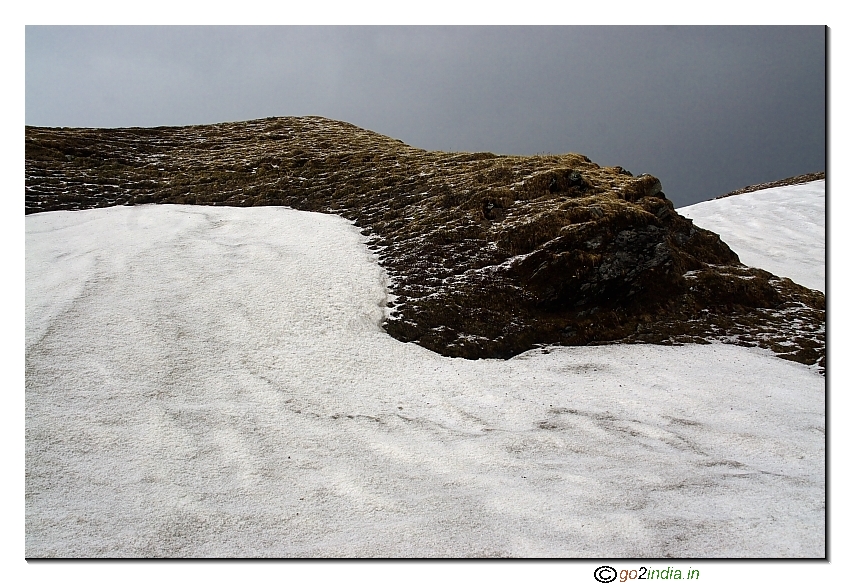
[714, 171, 825, 200]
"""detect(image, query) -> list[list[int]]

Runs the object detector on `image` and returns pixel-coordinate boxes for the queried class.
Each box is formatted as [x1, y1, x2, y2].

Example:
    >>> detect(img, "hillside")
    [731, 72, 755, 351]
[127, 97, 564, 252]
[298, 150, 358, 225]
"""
[25, 117, 825, 371]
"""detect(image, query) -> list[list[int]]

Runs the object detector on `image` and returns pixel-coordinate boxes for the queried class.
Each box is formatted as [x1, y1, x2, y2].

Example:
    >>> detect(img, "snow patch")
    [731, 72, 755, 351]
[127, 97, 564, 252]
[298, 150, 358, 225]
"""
[678, 180, 824, 292]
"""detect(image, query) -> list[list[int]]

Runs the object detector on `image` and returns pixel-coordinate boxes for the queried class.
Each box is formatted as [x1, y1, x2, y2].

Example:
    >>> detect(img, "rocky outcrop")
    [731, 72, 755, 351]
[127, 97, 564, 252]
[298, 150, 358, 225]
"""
[25, 116, 825, 372]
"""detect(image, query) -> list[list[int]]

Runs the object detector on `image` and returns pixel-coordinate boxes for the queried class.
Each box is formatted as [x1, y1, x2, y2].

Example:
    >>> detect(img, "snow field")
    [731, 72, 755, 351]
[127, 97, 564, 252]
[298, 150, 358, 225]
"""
[25, 204, 824, 557]
[678, 180, 825, 292]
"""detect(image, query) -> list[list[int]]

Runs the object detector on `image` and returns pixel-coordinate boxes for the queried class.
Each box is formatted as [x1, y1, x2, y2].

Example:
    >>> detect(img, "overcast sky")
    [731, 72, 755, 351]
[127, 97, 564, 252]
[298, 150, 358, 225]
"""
[25, 26, 825, 206]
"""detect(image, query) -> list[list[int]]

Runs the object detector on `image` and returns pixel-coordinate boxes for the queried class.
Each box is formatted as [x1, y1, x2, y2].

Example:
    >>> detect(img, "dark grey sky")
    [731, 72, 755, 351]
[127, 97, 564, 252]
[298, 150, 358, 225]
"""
[26, 26, 825, 207]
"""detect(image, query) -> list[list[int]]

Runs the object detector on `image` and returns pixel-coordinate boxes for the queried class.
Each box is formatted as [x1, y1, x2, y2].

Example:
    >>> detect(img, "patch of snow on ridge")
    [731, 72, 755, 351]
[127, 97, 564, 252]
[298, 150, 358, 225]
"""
[25, 205, 824, 557]
[678, 180, 825, 292]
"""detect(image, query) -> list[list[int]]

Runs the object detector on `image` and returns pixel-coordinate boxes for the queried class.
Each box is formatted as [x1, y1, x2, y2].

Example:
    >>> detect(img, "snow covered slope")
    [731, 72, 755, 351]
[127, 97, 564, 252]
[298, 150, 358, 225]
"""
[26, 205, 824, 557]
[678, 180, 825, 292]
